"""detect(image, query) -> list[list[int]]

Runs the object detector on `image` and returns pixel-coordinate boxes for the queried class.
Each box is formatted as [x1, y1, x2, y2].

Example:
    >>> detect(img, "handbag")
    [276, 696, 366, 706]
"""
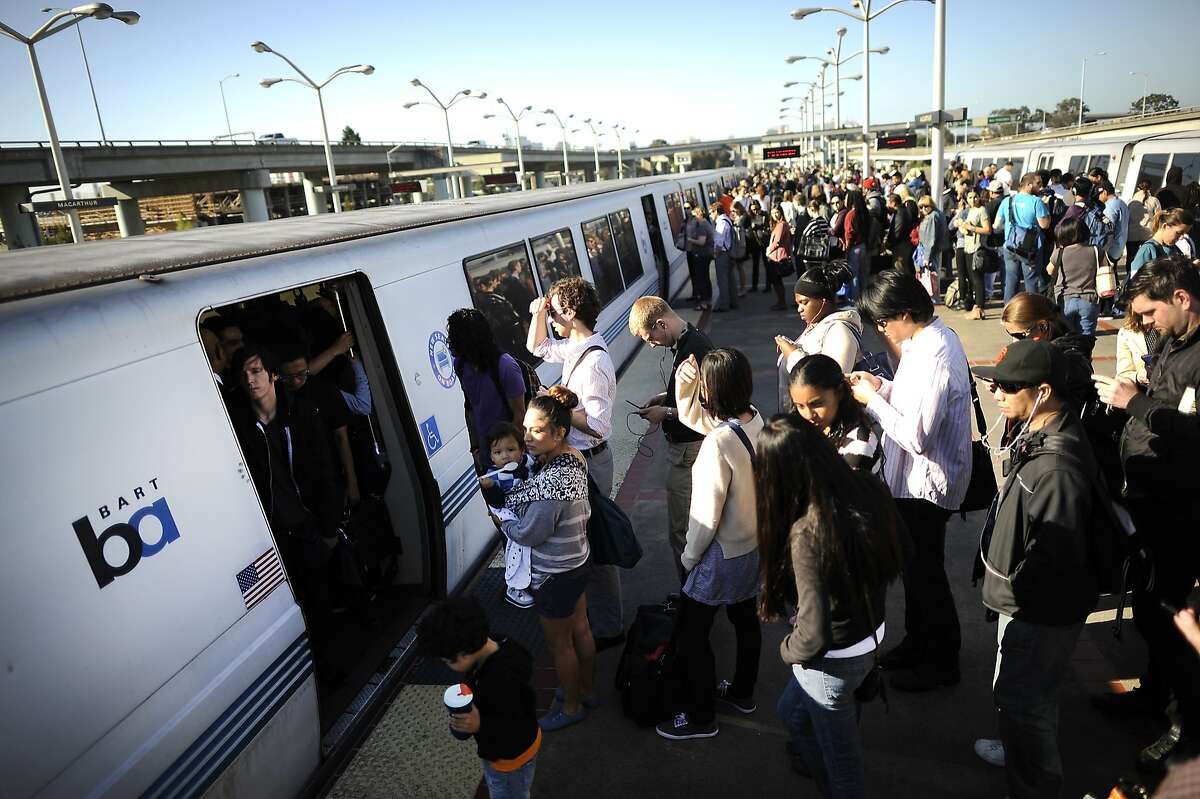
[959, 373, 998, 513]
[917, 267, 939, 298]
[971, 247, 1000, 274]
[586, 474, 643, 568]
[1095, 249, 1118, 298]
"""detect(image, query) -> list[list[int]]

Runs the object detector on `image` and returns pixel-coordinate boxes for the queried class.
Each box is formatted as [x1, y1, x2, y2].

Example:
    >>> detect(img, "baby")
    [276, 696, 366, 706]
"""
[479, 422, 536, 609]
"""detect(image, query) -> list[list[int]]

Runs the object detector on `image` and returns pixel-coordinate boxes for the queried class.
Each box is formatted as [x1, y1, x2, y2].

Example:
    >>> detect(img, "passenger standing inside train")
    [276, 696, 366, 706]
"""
[685, 205, 715, 311]
[229, 343, 341, 667]
[526, 278, 623, 651]
[493, 386, 596, 732]
[1094, 256, 1200, 771]
[627, 297, 714, 584]
[657, 348, 763, 741]
[447, 308, 529, 470]
[849, 271, 973, 692]
[756, 416, 902, 798]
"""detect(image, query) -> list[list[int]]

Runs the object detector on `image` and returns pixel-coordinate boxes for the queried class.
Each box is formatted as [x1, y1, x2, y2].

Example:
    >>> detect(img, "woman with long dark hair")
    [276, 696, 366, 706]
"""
[842, 189, 871, 300]
[765, 206, 795, 311]
[656, 347, 764, 740]
[756, 416, 902, 797]
[787, 354, 881, 474]
[447, 308, 528, 468]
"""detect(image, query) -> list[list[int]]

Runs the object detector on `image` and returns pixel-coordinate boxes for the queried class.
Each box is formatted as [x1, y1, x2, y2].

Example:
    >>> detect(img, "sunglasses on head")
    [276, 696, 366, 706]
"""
[1008, 328, 1033, 340]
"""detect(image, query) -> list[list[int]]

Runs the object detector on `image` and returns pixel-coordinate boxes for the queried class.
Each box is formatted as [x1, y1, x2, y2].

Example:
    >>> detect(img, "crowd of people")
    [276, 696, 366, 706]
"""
[417, 160, 1200, 799]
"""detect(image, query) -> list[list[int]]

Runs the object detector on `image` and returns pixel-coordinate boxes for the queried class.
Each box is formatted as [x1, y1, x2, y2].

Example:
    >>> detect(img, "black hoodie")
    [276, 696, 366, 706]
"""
[981, 412, 1100, 625]
[468, 638, 539, 764]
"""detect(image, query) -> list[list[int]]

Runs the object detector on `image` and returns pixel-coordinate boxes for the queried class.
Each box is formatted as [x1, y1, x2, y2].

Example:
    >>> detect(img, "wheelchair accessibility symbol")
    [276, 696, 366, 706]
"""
[420, 415, 443, 457]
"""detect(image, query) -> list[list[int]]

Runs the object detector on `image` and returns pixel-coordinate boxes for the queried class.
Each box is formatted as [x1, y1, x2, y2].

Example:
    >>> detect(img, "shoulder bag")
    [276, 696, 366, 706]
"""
[1004, 196, 1040, 260]
[1095, 248, 1118, 298]
[959, 368, 998, 514]
[586, 474, 643, 568]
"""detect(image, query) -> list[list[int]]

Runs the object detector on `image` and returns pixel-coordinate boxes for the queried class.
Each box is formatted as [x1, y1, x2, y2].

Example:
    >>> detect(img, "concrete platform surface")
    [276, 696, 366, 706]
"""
[331, 283, 1154, 799]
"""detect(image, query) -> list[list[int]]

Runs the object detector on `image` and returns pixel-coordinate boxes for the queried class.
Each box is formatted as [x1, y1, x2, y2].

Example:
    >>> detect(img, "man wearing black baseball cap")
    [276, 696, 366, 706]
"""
[971, 338, 1102, 798]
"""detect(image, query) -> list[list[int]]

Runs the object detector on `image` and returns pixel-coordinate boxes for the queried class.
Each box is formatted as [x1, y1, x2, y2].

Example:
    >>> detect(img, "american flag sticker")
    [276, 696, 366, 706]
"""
[236, 549, 285, 610]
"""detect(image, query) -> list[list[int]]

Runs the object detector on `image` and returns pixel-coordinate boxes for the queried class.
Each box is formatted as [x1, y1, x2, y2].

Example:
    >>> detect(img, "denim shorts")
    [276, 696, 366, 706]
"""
[532, 559, 591, 619]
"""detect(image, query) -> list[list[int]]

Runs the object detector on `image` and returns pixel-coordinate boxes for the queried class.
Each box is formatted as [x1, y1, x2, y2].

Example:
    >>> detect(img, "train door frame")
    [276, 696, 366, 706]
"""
[640, 193, 670, 297]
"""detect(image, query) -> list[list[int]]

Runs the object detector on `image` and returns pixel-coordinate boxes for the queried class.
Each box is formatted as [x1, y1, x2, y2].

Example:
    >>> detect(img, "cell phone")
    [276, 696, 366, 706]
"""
[625, 399, 647, 410]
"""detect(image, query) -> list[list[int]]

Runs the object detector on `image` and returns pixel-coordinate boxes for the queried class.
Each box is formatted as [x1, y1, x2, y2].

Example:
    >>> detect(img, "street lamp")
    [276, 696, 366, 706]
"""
[1130, 71, 1150, 117]
[574, 116, 604, 181]
[792, 0, 934, 182]
[40, 5, 113, 145]
[404, 79, 487, 199]
[541, 108, 571, 184]
[787, 32, 891, 174]
[254, 41, 373, 213]
[218, 72, 238, 139]
[611, 124, 628, 179]
[1078, 50, 1106, 128]
[483, 98, 532, 190]
[1, 4, 141, 244]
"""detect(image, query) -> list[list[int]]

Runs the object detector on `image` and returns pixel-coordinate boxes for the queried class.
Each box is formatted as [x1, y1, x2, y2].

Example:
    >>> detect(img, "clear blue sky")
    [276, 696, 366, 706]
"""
[1, 0, 1197, 148]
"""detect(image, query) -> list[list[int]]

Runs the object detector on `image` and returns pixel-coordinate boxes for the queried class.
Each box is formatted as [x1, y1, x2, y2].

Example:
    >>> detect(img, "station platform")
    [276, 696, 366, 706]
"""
[327, 283, 1151, 799]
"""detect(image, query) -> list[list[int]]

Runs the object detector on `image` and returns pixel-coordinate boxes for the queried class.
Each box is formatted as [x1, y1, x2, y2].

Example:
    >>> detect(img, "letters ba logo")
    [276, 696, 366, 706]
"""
[73, 478, 181, 589]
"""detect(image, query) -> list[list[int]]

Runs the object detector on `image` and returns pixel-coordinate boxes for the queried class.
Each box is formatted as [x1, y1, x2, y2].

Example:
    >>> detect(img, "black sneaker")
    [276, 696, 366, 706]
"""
[715, 680, 756, 714]
[656, 712, 719, 740]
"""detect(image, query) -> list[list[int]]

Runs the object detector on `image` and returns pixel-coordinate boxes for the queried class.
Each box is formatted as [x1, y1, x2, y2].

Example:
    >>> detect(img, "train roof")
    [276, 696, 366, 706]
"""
[956, 129, 1200, 154]
[0, 170, 736, 305]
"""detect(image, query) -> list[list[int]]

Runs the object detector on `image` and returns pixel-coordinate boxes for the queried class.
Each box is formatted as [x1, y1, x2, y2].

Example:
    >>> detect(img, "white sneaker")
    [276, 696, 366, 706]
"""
[973, 738, 1006, 767]
[505, 587, 534, 608]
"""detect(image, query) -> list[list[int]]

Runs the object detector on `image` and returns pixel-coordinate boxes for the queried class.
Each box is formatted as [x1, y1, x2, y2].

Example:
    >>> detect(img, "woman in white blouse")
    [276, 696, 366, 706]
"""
[847, 270, 974, 693]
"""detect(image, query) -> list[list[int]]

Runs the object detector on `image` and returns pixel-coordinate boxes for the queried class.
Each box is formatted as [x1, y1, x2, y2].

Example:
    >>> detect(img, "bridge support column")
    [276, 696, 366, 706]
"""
[303, 175, 327, 215]
[115, 198, 146, 237]
[0, 185, 41, 248]
[533, 171, 546, 188]
[240, 169, 271, 223]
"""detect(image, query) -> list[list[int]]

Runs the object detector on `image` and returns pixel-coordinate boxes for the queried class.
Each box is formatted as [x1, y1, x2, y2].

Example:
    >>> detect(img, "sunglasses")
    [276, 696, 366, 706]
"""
[993, 381, 1035, 394]
[1008, 328, 1033, 341]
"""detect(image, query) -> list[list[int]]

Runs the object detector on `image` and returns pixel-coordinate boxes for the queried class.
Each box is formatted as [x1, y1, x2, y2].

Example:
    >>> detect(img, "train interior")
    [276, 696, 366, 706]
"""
[200, 275, 434, 731]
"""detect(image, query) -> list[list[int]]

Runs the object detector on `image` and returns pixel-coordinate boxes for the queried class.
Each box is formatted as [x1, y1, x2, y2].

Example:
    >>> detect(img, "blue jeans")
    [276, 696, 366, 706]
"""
[777, 653, 874, 799]
[1061, 296, 1099, 336]
[993, 615, 1083, 799]
[482, 756, 537, 799]
[847, 244, 868, 300]
[1002, 248, 1043, 301]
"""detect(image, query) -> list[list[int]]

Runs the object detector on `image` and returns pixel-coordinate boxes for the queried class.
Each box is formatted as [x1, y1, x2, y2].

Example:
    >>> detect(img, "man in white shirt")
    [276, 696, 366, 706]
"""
[993, 160, 1015, 190]
[527, 277, 624, 649]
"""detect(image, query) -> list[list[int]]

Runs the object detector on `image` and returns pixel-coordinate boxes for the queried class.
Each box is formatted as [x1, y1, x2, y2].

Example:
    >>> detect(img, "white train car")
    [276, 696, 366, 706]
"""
[0, 168, 740, 799]
[953, 128, 1200, 202]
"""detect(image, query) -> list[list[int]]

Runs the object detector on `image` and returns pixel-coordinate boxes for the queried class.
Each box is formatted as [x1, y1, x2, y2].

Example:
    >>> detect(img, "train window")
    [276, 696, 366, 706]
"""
[1135, 153, 1170, 191]
[608, 209, 644, 285]
[1172, 153, 1200, 185]
[1038, 154, 1053, 170]
[706, 182, 719, 204]
[684, 187, 699, 210]
[1010, 159, 1025, 179]
[201, 274, 432, 733]
[529, 228, 582, 289]
[1089, 155, 1111, 174]
[581, 216, 625, 306]
[665, 192, 685, 243]
[970, 158, 983, 173]
[462, 243, 541, 365]
[1068, 155, 1088, 175]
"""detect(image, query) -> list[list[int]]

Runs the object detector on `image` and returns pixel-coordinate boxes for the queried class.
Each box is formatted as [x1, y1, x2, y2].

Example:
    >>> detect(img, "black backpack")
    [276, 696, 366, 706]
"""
[615, 597, 681, 726]
[1038, 438, 1151, 638]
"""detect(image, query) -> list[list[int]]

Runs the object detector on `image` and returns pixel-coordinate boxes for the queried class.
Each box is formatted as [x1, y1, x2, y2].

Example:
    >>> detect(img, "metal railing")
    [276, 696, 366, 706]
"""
[0, 138, 606, 154]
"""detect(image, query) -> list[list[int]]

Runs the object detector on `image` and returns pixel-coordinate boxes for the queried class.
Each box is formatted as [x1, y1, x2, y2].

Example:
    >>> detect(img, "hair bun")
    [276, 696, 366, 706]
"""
[546, 384, 578, 411]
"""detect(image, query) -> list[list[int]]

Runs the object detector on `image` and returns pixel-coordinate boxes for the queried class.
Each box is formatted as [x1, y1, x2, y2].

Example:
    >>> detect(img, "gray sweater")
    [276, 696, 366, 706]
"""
[500, 497, 591, 576]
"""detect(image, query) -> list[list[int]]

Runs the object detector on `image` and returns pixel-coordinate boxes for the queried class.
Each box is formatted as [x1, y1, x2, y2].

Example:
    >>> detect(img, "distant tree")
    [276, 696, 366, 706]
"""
[1045, 97, 1088, 129]
[650, 138, 669, 147]
[341, 126, 362, 145]
[1130, 93, 1179, 114]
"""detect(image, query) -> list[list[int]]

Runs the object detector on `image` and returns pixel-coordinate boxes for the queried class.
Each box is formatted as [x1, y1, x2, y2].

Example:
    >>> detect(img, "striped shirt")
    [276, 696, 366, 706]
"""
[863, 317, 973, 509]
[835, 421, 882, 475]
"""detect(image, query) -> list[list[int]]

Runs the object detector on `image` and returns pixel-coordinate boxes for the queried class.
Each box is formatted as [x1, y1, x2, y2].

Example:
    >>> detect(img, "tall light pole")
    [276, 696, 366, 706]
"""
[788, 36, 883, 172]
[254, 41, 373, 213]
[404, 80, 487, 199]
[2, 4, 140, 244]
[612, 124, 627, 179]
[40, 6, 109, 144]
[1130, 71, 1150, 117]
[1078, 50, 1106, 128]
[218, 72, 238, 139]
[579, 117, 603, 181]
[541, 108, 571, 183]
[792, 1, 931, 178]
[485, 98, 532, 189]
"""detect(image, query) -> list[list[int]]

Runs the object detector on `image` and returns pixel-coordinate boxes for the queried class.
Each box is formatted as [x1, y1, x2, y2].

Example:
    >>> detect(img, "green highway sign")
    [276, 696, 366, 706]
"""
[987, 114, 1018, 124]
